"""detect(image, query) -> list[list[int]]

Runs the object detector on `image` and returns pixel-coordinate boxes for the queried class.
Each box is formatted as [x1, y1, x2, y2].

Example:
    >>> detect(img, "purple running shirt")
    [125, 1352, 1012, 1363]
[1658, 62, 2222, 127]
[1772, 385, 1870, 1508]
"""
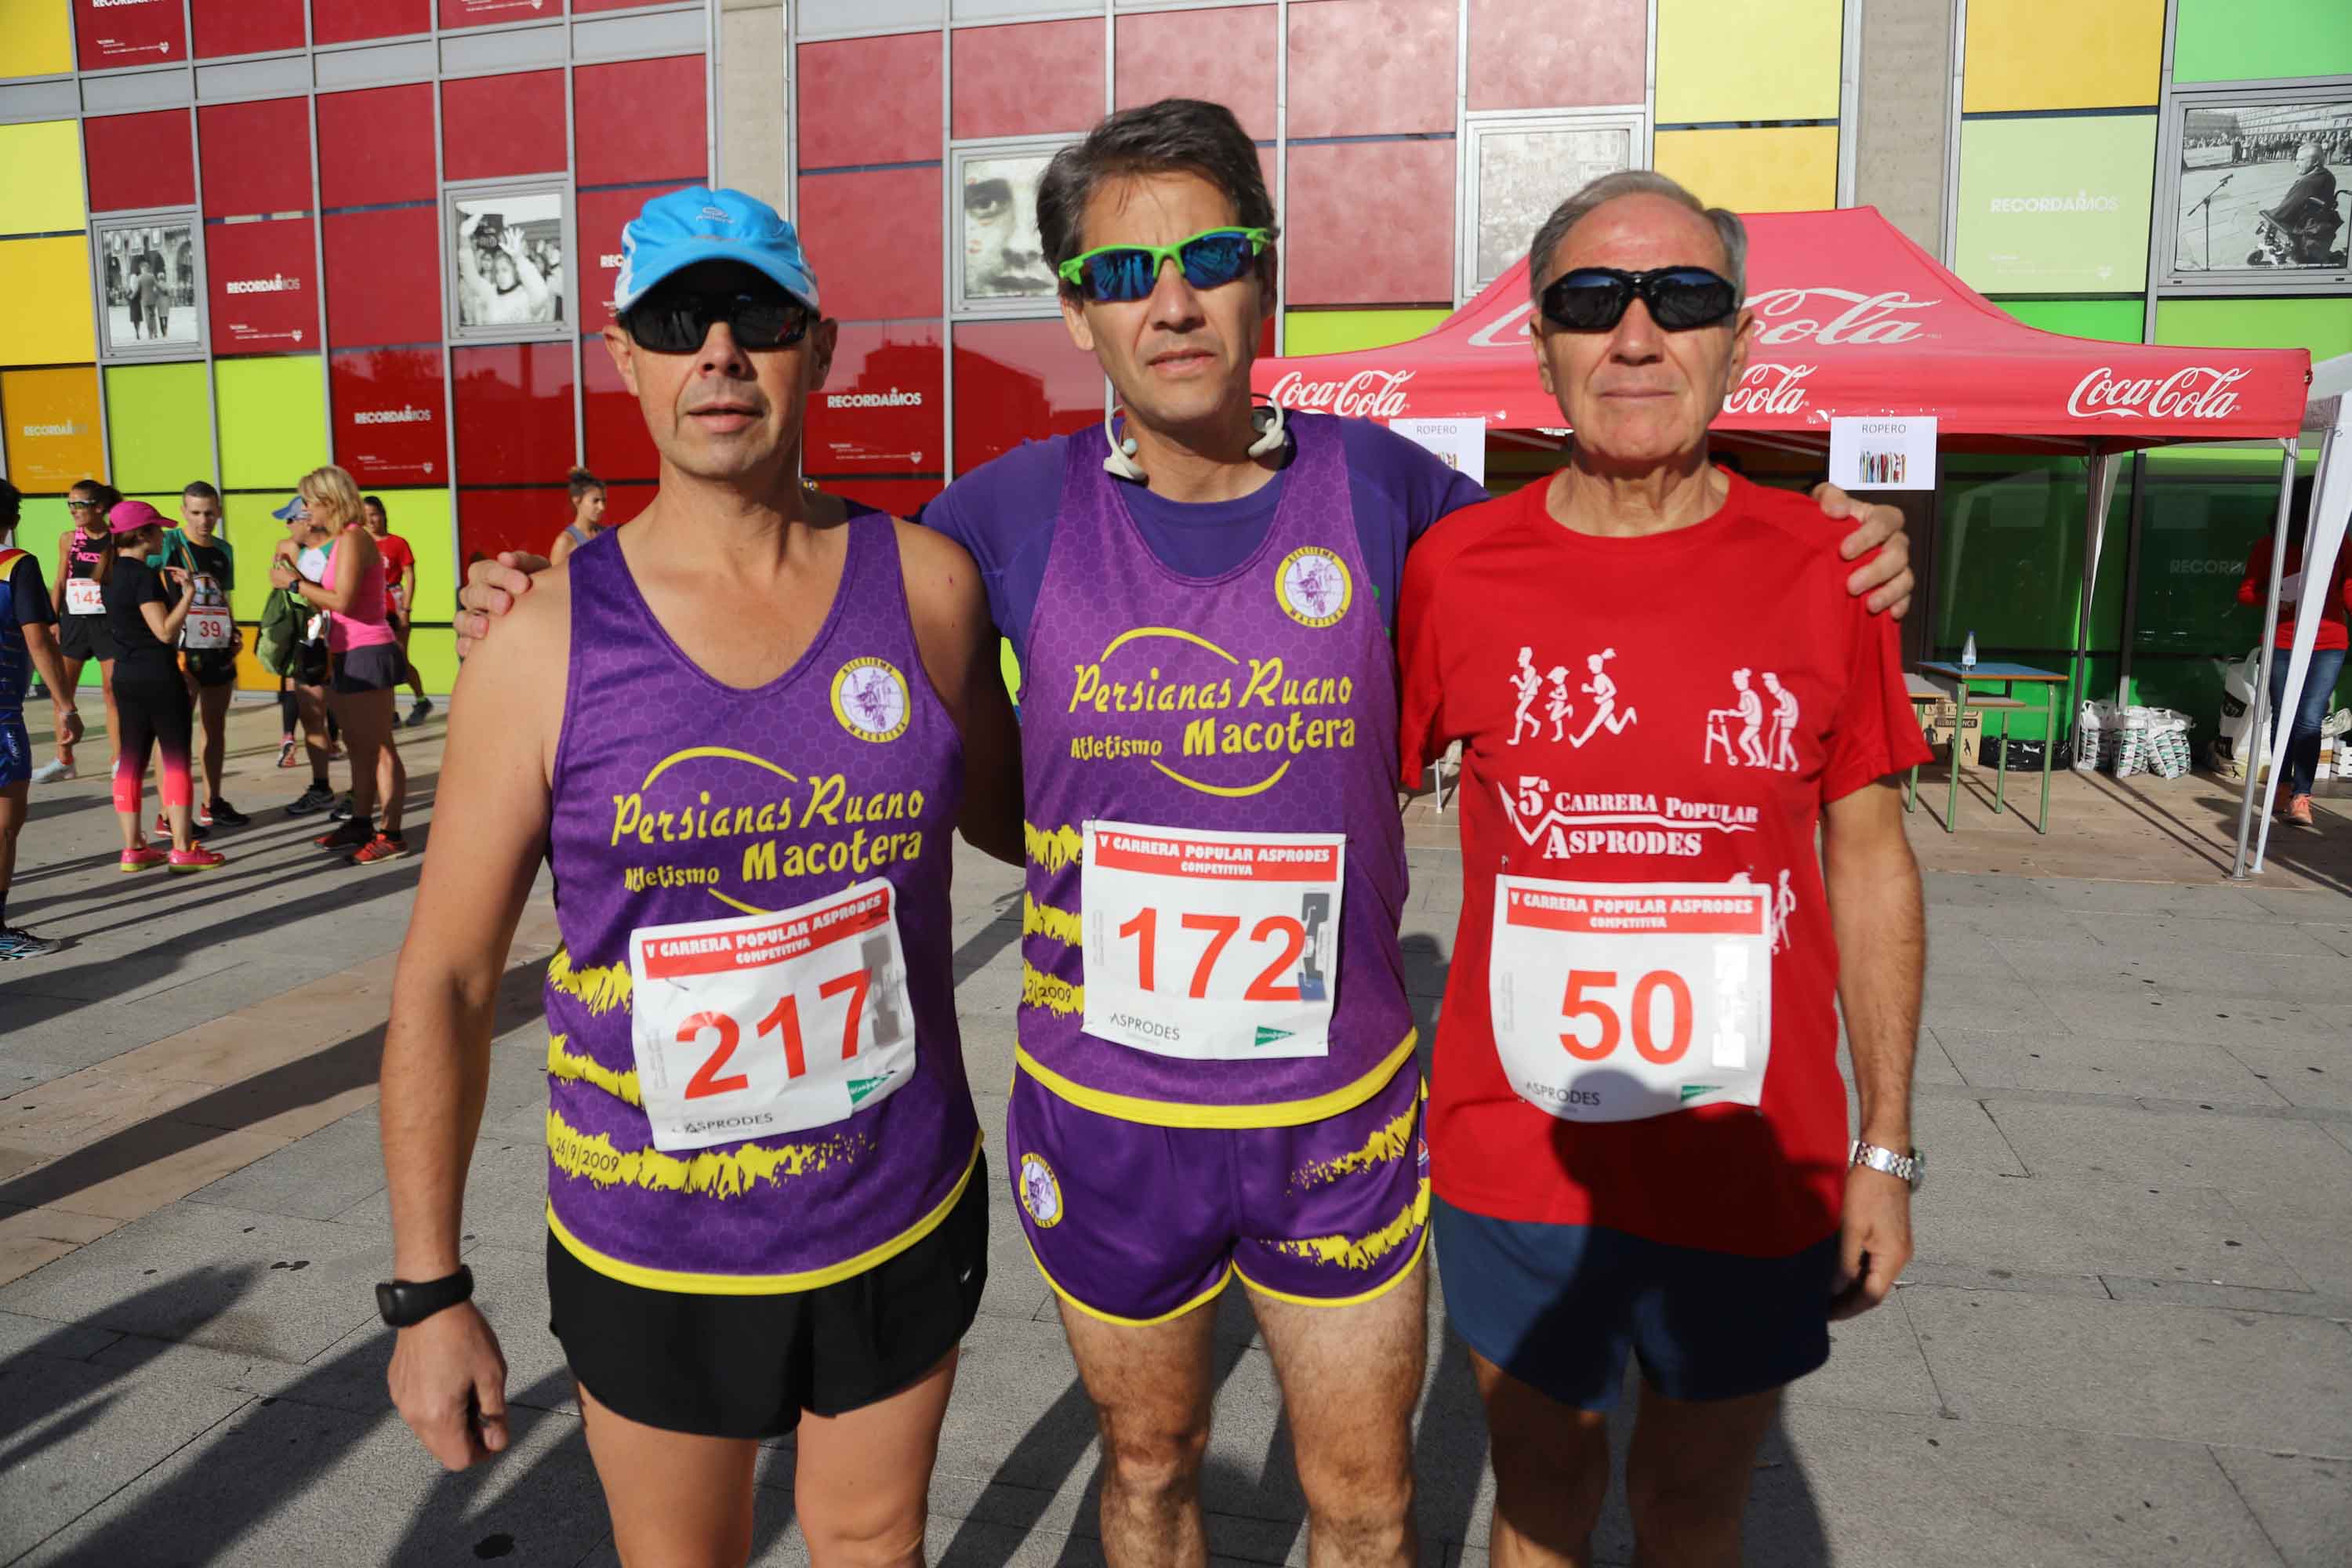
[539, 516, 981, 1290]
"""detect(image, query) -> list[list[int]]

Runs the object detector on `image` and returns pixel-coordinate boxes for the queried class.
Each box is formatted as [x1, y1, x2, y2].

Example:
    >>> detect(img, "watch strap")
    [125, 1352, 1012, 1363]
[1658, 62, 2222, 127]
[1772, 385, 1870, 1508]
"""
[1849, 1140, 1924, 1190]
[376, 1265, 475, 1328]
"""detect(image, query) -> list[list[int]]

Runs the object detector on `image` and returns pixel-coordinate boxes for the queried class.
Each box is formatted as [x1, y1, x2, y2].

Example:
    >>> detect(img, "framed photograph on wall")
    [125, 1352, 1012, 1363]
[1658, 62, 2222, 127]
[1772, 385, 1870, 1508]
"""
[445, 180, 572, 341]
[1460, 109, 1651, 303]
[2154, 80, 2352, 294]
[951, 138, 1076, 318]
[94, 212, 205, 361]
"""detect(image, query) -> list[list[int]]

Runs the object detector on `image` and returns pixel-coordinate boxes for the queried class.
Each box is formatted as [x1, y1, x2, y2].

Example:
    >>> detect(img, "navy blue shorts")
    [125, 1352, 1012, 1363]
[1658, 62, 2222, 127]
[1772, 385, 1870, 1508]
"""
[1433, 1193, 1836, 1410]
[0, 711, 27, 788]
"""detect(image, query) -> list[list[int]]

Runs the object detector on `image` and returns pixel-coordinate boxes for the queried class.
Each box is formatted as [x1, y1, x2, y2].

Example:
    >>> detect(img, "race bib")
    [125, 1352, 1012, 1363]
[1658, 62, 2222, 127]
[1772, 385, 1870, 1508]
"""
[627, 878, 917, 1153]
[1488, 877, 1772, 1123]
[65, 578, 102, 615]
[1080, 820, 1344, 1061]
[181, 577, 233, 649]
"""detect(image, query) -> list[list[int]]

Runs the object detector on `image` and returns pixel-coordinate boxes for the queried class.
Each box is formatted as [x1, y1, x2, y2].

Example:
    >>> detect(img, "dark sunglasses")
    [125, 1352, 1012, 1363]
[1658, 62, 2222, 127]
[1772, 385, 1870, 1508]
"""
[1057, 227, 1272, 304]
[622, 286, 812, 354]
[1538, 267, 1740, 333]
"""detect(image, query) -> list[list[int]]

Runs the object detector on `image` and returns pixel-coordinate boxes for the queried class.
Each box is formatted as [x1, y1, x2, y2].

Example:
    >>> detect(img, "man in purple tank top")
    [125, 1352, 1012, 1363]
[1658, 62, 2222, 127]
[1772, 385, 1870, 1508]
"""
[384, 187, 1022, 1566]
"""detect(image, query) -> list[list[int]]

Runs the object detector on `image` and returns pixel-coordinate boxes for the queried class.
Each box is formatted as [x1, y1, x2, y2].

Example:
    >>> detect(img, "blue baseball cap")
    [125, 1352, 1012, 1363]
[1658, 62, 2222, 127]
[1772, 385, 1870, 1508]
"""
[612, 186, 821, 315]
[270, 495, 308, 521]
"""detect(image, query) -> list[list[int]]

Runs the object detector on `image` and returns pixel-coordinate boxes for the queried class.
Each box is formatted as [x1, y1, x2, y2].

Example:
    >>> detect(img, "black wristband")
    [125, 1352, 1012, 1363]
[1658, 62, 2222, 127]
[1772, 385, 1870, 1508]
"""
[376, 1265, 475, 1328]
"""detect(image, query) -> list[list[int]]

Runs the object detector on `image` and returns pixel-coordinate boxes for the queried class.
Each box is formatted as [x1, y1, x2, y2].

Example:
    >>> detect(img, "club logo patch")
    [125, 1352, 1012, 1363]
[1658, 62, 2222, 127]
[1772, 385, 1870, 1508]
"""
[830, 658, 910, 743]
[1018, 1152, 1064, 1229]
[1276, 547, 1352, 629]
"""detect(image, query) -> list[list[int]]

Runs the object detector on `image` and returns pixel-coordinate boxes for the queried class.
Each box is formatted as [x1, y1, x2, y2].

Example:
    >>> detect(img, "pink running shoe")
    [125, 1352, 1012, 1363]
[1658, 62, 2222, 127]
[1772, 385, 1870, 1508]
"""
[168, 846, 227, 873]
[119, 848, 169, 873]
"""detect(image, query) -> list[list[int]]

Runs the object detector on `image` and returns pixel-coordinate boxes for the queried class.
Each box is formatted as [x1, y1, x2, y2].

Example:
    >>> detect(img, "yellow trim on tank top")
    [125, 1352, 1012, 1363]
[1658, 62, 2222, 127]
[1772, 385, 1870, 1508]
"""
[1232, 1215, 1429, 1312]
[545, 1133, 982, 1296]
[1022, 1227, 1236, 1327]
[1012, 1031, 1417, 1129]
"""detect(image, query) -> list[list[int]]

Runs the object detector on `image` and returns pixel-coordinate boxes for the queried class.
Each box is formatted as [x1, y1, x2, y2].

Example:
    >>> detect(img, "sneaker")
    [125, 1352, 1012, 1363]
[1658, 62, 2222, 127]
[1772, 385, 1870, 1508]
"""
[31, 758, 73, 784]
[328, 793, 355, 822]
[119, 847, 169, 873]
[327, 740, 343, 761]
[405, 697, 435, 728]
[314, 820, 372, 851]
[197, 802, 214, 829]
[208, 799, 251, 828]
[153, 813, 210, 843]
[2287, 793, 2316, 827]
[348, 833, 410, 866]
[168, 846, 227, 873]
[0, 925, 62, 960]
[286, 782, 336, 816]
[276, 738, 299, 768]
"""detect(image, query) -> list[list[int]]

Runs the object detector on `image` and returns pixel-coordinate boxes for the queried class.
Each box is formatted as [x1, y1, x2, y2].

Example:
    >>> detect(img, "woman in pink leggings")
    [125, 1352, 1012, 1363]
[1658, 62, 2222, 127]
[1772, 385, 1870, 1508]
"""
[97, 502, 224, 873]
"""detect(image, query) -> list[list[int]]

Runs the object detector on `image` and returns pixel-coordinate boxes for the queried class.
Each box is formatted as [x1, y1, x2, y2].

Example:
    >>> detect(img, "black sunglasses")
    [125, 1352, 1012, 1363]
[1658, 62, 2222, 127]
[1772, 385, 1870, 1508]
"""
[622, 286, 813, 354]
[1539, 267, 1740, 333]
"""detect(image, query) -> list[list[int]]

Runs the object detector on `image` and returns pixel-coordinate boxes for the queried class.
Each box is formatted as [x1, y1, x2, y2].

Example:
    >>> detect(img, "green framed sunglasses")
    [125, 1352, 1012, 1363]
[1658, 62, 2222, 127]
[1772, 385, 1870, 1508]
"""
[1057, 227, 1273, 303]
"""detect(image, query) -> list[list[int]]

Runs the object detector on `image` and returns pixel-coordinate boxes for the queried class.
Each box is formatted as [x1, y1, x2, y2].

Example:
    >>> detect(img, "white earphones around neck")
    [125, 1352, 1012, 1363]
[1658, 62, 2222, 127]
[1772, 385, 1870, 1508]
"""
[1102, 400, 1287, 482]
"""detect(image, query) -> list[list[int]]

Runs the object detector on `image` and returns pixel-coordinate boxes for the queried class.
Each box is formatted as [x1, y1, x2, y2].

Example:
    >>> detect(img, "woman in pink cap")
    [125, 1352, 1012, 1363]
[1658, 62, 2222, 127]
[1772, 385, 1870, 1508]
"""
[96, 500, 223, 872]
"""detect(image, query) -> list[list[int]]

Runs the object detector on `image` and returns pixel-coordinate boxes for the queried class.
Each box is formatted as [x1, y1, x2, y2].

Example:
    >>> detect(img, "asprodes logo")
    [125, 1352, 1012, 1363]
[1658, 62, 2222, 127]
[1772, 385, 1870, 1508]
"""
[2067, 365, 2247, 421]
[824, 388, 924, 410]
[1721, 363, 1816, 417]
[1744, 288, 1934, 347]
[352, 406, 434, 426]
[224, 274, 300, 296]
[1266, 368, 1414, 419]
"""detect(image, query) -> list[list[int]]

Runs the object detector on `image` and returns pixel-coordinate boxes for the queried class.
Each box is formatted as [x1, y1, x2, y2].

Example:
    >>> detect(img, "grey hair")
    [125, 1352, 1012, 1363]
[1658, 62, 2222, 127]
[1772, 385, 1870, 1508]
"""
[1526, 170, 1748, 303]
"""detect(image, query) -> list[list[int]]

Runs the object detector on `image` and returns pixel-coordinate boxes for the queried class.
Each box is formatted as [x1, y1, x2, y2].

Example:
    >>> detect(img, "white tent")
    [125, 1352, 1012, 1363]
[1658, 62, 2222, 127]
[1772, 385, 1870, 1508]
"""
[2233, 351, 2352, 878]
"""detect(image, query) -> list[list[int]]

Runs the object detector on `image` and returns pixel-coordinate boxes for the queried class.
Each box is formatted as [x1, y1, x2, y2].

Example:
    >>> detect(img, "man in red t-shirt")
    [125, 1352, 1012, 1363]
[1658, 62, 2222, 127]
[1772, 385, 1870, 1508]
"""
[361, 495, 433, 728]
[1399, 171, 1932, 1566]
[2236, 477, 2350, 826]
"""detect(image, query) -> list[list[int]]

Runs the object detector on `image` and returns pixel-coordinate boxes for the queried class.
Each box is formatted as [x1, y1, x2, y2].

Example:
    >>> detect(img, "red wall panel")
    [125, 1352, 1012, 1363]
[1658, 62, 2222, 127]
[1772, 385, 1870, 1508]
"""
[318, 85, 437, 208]
[325, 208, 442, 347]
[1468, 0, 1645, 110]
[201, 99, 313, 218]
[331, 347, 448, 485]
[73, 0, 187, 68]
[795, 34, 942, 169]
[85, 111, 194, 213]
[575, 187, 644, 329]
[441, 71, 566, 183]
[952, 21, 1104, 141]
[806, 322, 944, 476]
[1288, 0, 1457, 137]
[1284, 141, 1452, 306]
[580, 338, 661, 483]
[312, 0, 431, 46]
[452, 343, 575, 486]
[823, 478, 943, 520]
[1116, 9, 1277, 142]
[599, 481, 654, 525]
[457, 487, 568, 568]
[952, 320, 1101, 474]
[192, 0, 303, 58]
[575, 56, 706, 187]
[206, 217, 320, 354]
[796, 169, 941, 322]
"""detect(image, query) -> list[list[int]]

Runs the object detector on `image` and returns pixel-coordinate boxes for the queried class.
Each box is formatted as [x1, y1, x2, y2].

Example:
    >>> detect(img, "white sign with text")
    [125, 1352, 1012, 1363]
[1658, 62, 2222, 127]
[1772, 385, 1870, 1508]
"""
[1829, 415, 1936, 491]
[1387, 417, 1486, 488]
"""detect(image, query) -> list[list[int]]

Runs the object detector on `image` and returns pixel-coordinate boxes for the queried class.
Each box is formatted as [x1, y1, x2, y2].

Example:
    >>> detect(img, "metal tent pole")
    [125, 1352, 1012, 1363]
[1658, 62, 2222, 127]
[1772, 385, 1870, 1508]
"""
[2230, 437, 2301, 880]
[2070, 448, 2119, 744]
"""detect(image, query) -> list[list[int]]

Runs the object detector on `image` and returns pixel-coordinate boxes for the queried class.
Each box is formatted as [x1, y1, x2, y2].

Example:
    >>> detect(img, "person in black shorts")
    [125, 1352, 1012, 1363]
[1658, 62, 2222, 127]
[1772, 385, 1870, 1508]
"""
[39, 479, 124, 783]
[1, 478, 83, 959]
[97, 502, 224, 873]
[166, 482, 249, 829]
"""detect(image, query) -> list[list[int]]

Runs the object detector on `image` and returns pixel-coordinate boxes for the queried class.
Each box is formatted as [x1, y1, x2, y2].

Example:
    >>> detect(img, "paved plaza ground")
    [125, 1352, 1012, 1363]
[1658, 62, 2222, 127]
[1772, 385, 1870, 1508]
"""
[2, 699, 2349, 1566]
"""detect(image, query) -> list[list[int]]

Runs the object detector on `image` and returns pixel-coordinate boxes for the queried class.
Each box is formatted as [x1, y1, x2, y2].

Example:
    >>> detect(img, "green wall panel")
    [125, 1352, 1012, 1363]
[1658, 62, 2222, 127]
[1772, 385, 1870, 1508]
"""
[1955, 116, 2158, 293]
[408, 626, 456, 697]
[2154, 296, 2352, 361]
[1996, 297, 2147, 343]
[365, 487, 455, 626]
[106, 362, 214, 495]
[2174, 0, 2352, 82]
[222, 492, 287, 622]
[216, 355, 326, 492]
[15, 496, 100, 688]
[1283, 309, 1452, 357]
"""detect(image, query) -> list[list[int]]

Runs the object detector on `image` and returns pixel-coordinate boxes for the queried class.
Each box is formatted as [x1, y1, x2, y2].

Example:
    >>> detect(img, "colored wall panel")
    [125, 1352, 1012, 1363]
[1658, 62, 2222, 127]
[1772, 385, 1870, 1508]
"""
[807, 321, 944, 475]
[1286, 141, 1454, 306]
[318, 85, 437, 208]
[795, 169, 942, 322]
[580, 336, 660, 481]
[220, 493, 284, 622]
[1963, 0, 2161, 112]
[2172, 0, 2352, 85]
[313, 0, 430, 46]
[408, 628, 456, 695]
[216, 355, 326, 489]
[200, 99, 313, 218]
[325, 208, 442, 348]
[1653, 127, 1838, 216]
[1291, 0, 1457, 136]
[1656, 0, 1839, 123]
[952, 21, 1104, 141]
[0, 238, 96, 365]
[1468, 0, 1645, 114]
[1955, 115, 2156, 293]
[951, 319, 1099, 474]
[576, 188, 641, 328]
[1282, 308, 1450, 356]
[206, 216, 318, 355]
[0, 1, 74, 77]
[2, 367, 104, 492]
[575, 56, 707, 187]
[105, 362, 212, 492]
[442, 71, 566, 182]
[83, 110, 194, 213]
[796, 34, 942, 169]
[1116, 8, 1278, 143]
[331, 347, 448, 485]
[1997, 298, 2146, 344]
[73, 0, 186, 68]
[192, 0, 304, 59]
[2154, 297, 2352, 362]
[0, 122, 87, 234]
[457, 485, 566, 568]
[452, 342, 575, 485]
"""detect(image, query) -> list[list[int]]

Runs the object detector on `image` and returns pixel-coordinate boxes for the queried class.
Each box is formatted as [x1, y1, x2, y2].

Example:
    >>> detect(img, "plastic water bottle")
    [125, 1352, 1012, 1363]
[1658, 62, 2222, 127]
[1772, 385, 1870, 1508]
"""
[1961, 631, 1978, 673]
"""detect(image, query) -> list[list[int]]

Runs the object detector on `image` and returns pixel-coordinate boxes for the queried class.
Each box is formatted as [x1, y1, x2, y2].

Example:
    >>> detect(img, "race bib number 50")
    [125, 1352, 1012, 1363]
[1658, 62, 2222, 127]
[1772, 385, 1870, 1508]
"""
[628, 878, 916, 1152]
[1489, 877, 1772, 1123]
[1080, 820, 1345, 1061]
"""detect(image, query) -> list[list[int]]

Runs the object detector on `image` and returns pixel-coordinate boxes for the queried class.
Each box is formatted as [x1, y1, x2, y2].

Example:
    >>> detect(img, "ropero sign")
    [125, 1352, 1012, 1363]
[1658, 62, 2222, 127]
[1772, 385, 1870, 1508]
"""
[2067, 365, 2248, 421]
[1266, 368, 1415, 420]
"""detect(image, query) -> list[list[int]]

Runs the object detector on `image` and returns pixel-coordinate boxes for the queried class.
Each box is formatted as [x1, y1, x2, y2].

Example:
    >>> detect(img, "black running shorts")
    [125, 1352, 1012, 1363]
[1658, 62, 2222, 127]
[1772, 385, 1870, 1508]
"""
[59, 612, 114, 663]
[547, 1152, 989, 1439]
[331, 644, 403, 694]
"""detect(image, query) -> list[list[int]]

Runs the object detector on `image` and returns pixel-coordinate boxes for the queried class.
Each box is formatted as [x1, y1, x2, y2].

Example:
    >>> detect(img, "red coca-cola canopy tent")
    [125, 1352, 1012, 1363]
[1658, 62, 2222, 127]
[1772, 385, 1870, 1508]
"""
[1256, 207, 2310, 450]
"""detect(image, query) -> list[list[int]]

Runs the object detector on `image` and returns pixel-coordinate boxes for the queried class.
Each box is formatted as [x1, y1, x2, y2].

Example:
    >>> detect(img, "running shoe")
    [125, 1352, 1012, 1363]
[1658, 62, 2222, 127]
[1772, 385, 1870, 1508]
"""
[2286, 793, 2316, 827]
[208, 799, 251, 828]
[0, 925, 62, 960]
[276, 738, 299, 768]
[314, 820, 372, 851]
[168, 846, 227, 873]
[348, 833, 410, 866]
[152, 812, 211, 842]
[328, 793, 355, 822]
[286, 782, 336, 816]
[119, 847, 169, 873]
[31, 758, 73, 784]
[405, 697, 435, 728]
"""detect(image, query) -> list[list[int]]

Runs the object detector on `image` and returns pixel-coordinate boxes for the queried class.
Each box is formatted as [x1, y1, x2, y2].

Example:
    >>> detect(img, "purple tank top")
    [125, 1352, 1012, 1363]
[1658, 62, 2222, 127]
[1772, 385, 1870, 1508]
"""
[542, 516, 980, 1290]
[1018, 414, 1415, 1123]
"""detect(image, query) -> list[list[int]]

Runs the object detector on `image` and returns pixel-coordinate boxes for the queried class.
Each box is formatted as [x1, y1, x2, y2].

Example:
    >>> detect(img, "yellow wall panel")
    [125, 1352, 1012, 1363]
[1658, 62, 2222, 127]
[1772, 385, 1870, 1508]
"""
[1657, 0, 1842, 123]
[1654, 127, 1840, 216]
[0, 122, 86, 235]
[0, 238, 96, 365]
[1964, 0, 2162, 112]
[0, 2, 74, 79]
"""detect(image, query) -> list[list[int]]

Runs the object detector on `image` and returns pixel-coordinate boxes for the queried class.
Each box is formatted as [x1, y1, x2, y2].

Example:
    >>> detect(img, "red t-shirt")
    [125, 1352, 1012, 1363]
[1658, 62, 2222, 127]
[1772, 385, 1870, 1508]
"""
[1398, 471, 1930, 1256]
[2238, 535, 2350, 652]
[374, 532, 416, 610]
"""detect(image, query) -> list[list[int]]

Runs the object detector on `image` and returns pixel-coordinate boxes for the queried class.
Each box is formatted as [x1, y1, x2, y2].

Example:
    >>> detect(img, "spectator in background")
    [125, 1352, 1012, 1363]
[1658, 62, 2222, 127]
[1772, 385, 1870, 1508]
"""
[0, 477, 84, 956]
[362, 495, 434, 728]
[546, 468, 608, 566]
[2238, 477, 2350, 828]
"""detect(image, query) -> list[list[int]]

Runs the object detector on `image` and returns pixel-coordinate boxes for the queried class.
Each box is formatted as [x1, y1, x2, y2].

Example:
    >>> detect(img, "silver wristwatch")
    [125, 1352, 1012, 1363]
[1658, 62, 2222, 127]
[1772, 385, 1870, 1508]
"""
[1849, 1141, 1925, 1192]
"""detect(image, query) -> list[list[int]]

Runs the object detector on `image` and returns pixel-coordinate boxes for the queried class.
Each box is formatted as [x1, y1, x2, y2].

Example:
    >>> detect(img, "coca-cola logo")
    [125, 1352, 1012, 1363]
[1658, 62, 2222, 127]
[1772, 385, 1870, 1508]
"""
[1720, 363, 1816, 416]
[1745, 289, 1934, 346]
[2067, 365, 2247, 420]
[1267, 368, 1415, 420]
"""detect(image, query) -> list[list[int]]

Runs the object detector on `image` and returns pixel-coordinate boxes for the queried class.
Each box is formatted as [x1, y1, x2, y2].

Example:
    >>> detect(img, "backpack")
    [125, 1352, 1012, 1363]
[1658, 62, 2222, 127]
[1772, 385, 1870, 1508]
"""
[255, 581, 304, 677]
